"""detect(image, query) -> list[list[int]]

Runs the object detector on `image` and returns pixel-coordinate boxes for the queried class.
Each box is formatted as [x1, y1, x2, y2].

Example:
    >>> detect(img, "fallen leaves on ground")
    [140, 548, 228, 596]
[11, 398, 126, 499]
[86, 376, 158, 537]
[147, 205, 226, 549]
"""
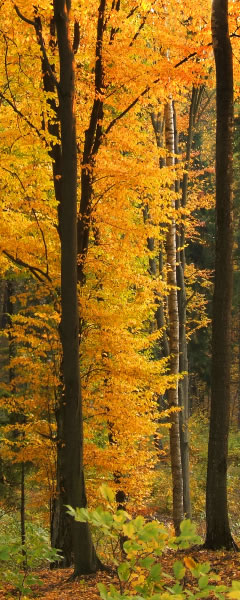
[0, 548, 240, 599]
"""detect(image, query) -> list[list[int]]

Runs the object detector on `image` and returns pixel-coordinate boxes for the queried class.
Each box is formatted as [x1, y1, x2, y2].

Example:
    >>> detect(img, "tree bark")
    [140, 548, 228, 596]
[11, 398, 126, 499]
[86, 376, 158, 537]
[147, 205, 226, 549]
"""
[173, 103, 191, 519]
[238, 304, 240, 429]
[205, 0, 237, 550]
[21, 462, 27, 568]
[150, 110, 169, 358]
[77, 0, 106, 284]
[164, 101, 184, 535]
[51, 0, 101, 574]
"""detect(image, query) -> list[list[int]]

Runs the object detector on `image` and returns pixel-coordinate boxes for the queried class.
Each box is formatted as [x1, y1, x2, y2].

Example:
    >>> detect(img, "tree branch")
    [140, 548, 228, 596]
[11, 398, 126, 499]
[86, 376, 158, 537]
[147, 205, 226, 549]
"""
[14, 4, 59, 89]
[31, 208, 50, 278]
[73, 20, 80, 54]
[14, 4, 35, 26]
[0, 91, 44, 139]
[104, 78, 160, 137]
[2, 250, 52, 283]
[129, 1, 158, 48]
[174, 30, 238, 69]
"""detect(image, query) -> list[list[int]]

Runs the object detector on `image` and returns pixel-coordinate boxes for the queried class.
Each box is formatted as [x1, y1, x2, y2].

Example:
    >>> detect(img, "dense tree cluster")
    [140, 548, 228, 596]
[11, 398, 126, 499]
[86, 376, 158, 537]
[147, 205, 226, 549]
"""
[0, 0, 239, 577]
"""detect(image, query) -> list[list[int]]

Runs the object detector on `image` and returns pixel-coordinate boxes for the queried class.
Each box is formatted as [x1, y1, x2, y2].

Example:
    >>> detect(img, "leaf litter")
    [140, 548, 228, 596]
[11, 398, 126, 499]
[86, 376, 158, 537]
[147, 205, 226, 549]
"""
[0, 548, 240, 599]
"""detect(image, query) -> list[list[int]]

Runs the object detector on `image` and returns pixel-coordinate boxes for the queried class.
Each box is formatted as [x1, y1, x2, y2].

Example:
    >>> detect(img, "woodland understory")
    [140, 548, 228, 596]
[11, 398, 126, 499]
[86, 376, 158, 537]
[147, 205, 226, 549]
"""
[1, 0, 240, 598]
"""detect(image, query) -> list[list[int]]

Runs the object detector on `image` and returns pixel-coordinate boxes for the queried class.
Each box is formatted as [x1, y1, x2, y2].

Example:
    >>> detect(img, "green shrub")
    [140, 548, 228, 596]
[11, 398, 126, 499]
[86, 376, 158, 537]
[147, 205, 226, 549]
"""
[68, 485, 239, 600]
[0, 513, 61, 598]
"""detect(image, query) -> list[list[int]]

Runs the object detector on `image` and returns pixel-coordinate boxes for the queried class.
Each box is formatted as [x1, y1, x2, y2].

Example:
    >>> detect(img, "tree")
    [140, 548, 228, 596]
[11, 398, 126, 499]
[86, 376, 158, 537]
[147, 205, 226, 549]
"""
[164, 101, 184, 534]
[46, 0, 104, 574]
[10, 0, 103, 574]
[205, 0, 237, 550]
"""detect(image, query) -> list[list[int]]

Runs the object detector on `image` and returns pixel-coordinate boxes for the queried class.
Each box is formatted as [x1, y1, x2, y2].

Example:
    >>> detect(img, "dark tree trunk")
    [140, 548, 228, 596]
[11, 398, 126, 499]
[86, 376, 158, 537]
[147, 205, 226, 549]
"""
[77, 0, 106, 285]
[205, 0, 237, 550]
[50, 0, 101, 574]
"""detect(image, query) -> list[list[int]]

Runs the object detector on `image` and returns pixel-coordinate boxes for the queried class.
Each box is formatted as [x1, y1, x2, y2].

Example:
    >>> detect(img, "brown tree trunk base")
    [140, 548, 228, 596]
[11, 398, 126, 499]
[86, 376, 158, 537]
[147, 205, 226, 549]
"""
[69, 558, 112, 579]
[203, 536, 239, 551]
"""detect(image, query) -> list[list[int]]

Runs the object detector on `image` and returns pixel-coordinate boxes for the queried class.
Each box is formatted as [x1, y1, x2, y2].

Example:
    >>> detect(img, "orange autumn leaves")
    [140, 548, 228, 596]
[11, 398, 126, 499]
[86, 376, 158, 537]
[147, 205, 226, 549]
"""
[0, 0, 237, 516]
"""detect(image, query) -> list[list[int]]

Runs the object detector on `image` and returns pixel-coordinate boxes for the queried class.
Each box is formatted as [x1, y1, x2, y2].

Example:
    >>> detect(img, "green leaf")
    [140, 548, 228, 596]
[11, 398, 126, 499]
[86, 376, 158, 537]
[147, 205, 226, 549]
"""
[73, 507, 89, 522]
[216, 585, 228, 593]
[139, 527, 157, 542]
[231, 583, 240, 590]
[228, 581, 240, 599]
[99, 484, 115, 504]
[65, 505, 76, 517]
[198, 575, 209, 589]
[149, 562, 162, 581]
[139, 556, 155, 569]
[98, 582, 109, 600]
[132, 515, 145, 530]
[123, 539, 141, 554]
[176, 520, 201, 548]
[173, 560, 186, 580]
[25, 574, 42, 586]
[123, 521, 135, 538]
[90, 509, 113, 528]
[194, 590, 212, 598]
[172, 583, 183, 593]
[0, 547, 10, 560]
[118, 561, 130, 581]
[180, 520, 196, 535]
[192, 562, 210, 578]
[114, 510, 130, 524]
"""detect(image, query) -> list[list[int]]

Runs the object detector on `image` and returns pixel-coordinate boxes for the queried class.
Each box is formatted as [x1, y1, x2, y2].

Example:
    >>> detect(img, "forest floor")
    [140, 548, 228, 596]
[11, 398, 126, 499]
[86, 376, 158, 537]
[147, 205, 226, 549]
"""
[0, 547, 240, 599]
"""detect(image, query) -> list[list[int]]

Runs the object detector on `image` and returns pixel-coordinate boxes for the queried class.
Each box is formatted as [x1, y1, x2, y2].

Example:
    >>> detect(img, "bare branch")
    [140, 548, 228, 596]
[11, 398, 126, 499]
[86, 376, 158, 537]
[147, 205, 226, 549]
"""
[0, 91, 44, 139]
[174, 28, 239, 70]
[0, 166, 25, 190]
[14, 3, 35, 25]
[3, 250, 52, 283]
[129, 1, 158, 48]
[104, 78, 160, 137]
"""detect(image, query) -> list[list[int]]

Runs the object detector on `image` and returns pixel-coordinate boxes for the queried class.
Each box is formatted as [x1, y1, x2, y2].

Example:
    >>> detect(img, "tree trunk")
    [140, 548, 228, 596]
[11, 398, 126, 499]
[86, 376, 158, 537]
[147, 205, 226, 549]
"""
[21, 462, 27, 568]
[164, 101, 184, 535]
[238, 304, 240, 429]
[173, 103, 191, 519]
[51, 0, 101, 574]
[205, 0, 237, 550]
[77, 0, 106, 285]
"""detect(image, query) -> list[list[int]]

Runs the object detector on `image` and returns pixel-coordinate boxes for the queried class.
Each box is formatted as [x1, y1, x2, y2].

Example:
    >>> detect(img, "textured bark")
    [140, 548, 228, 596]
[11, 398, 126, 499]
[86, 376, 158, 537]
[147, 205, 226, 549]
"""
[150, 110, 169, 358]
[77, 0, 106, 284]
[164, 101, 184, 535]
[173, 103, 192, 519]
[205, 0, 237, 550]
[181, 88, 204, 211]
[50, 0, 101, 574]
